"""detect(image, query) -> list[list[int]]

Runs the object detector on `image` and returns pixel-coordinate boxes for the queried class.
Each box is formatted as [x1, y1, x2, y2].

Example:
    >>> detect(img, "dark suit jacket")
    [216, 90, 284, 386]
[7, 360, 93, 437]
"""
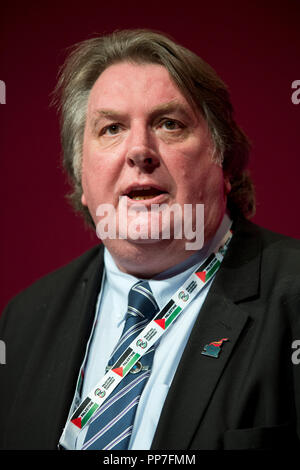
[0, 218, 300, 450]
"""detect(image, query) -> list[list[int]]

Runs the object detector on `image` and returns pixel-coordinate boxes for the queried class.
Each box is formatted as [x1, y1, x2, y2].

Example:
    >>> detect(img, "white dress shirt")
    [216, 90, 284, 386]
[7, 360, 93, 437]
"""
[73, 213, 231, 449]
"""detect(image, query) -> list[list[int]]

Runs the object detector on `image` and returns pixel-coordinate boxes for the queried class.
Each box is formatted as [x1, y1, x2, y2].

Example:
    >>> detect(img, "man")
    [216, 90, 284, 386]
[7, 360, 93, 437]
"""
[0, 29, 299, 450]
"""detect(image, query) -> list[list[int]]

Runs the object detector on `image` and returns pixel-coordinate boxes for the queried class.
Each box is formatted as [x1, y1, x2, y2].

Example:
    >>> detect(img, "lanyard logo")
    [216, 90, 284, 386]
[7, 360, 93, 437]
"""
[94, 388, 106, 398]
[136, 339, 147, 349]
[178, 291, 189, 302]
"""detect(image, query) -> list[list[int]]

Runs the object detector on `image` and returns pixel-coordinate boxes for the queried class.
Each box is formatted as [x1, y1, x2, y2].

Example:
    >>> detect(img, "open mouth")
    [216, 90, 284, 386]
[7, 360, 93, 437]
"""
[125, 186, 167, 201]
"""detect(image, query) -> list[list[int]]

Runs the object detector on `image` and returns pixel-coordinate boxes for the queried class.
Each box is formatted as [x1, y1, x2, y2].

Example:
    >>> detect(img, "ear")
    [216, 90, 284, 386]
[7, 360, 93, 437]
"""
[81, 193, 88, 206]
[224, 176, 231, 195]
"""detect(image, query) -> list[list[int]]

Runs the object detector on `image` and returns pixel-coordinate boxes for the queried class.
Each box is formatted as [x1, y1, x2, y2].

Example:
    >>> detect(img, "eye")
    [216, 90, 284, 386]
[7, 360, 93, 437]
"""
[160, 119, 183, 131]
[101, 123, 121, 136]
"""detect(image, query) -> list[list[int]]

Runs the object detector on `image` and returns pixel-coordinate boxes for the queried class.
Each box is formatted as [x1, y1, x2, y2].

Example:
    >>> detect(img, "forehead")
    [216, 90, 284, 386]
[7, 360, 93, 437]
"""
[87, 62, 194, 113]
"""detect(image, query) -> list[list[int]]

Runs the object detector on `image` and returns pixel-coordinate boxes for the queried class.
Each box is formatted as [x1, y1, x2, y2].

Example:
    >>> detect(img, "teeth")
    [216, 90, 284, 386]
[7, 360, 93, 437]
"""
[132, 195, 156, 200]
[125, 185, 165, 201]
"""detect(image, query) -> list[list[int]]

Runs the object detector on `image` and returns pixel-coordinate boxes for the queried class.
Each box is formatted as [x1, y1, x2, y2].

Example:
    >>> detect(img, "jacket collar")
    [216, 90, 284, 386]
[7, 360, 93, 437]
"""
[214, 217, 262, 303]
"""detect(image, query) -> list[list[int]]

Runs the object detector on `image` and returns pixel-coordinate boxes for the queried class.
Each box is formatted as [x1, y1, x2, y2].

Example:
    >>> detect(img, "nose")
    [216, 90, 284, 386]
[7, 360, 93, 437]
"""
[125, 126, 160, 172]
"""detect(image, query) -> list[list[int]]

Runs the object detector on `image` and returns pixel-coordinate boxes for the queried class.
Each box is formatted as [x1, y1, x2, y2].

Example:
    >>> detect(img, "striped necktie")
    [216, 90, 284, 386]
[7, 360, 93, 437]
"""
[82, 280, 159, 450]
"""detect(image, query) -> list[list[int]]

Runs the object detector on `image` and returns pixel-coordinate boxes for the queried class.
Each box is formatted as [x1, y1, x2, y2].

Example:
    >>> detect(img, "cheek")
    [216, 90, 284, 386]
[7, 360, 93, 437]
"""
[204, 169, 227, 205]
[181, 163, 226, 207]
[81, 160, 113, 215]
[82, 143, 120, 193]
[166, 138, 215, 190]
[165, 150, 197, 189]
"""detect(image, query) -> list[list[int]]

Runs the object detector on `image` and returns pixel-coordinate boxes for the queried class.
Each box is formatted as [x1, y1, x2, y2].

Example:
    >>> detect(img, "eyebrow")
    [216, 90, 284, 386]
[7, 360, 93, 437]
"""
[90, 100, 197, 132]
[148, 100, 195, 122]
[90, 110, 125, 133]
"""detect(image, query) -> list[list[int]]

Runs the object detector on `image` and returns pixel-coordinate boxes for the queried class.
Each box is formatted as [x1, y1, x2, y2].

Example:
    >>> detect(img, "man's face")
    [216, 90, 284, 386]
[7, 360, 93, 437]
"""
[81, 62, 231, 276]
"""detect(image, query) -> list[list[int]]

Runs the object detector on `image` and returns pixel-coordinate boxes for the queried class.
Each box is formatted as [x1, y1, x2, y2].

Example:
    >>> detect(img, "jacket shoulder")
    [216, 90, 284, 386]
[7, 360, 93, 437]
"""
[234, 218, 300, 299]
[2, 244, 104, 317]
[234, 217, 300, 257]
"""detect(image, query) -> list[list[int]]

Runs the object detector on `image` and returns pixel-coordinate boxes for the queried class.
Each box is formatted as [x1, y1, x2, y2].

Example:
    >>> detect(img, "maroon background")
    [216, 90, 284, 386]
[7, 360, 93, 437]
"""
[1, 0, 299, 313]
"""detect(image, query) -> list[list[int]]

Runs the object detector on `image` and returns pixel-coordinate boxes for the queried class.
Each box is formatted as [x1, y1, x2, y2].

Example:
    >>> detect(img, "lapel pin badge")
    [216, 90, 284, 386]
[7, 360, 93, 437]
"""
[201, 337, 229, 358]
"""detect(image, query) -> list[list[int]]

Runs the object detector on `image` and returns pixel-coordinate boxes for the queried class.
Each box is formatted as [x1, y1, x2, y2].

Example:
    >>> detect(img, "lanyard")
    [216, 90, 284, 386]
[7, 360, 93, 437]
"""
[59, 229, 232, 449]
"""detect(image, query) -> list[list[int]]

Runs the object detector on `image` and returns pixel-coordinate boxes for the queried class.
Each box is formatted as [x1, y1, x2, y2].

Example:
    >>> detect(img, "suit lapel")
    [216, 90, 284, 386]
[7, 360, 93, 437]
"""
[151, 218, 262, 449]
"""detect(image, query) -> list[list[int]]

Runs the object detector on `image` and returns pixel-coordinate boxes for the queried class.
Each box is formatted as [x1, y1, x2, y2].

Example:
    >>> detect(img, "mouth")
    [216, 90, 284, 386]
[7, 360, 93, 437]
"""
[123, 185, 168, 201]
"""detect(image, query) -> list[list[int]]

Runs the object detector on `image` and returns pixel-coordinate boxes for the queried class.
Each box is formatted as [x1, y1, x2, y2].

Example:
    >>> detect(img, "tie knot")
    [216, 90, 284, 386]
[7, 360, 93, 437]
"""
[127, 281, 159, 322]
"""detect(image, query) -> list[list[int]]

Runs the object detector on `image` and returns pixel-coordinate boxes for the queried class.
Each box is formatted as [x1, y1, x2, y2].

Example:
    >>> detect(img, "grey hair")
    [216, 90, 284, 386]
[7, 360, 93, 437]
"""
[52, 29, 255, 226]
